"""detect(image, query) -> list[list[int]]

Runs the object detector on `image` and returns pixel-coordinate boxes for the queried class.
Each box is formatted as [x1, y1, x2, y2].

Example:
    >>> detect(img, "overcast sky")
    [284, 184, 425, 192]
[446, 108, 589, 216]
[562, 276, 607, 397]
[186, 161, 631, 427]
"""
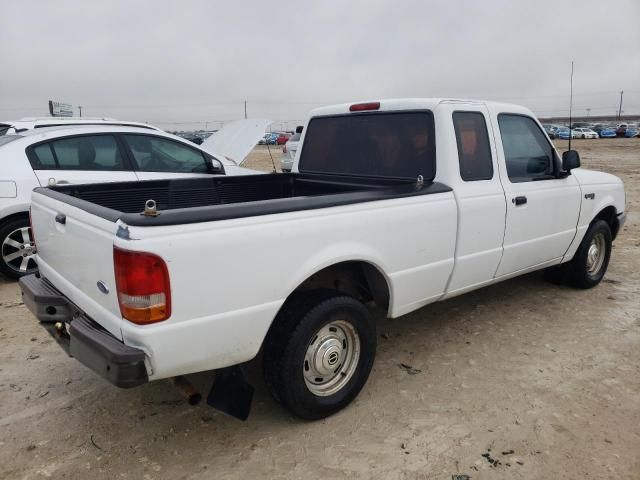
[1, 0, 639, 130]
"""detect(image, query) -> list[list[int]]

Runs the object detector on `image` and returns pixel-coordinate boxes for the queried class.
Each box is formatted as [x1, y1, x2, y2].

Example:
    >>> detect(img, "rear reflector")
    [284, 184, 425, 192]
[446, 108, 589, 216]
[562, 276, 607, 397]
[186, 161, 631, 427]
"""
[349, 101, 380, 112]
[114, 247, 171, 324]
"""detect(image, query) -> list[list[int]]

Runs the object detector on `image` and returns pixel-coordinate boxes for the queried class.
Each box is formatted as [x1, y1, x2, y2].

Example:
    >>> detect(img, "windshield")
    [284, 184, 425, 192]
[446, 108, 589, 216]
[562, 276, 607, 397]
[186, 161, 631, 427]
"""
[299, 111, 436, 180]
[0, 135, 21, 146]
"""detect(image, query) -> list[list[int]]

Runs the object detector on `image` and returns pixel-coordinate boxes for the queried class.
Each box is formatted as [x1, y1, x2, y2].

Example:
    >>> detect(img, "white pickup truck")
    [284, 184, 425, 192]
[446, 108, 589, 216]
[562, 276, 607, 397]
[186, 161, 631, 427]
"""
[20, 98, 626, 421]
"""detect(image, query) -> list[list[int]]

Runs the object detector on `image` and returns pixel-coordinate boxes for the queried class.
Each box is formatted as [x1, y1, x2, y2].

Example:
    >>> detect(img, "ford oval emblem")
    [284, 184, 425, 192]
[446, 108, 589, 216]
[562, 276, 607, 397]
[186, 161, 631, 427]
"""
[97, 281, 110, 295]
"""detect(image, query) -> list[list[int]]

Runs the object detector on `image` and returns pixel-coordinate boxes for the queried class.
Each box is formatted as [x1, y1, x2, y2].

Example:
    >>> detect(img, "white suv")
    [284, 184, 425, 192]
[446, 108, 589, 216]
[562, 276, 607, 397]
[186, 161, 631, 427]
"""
[0, 121, 268, 279]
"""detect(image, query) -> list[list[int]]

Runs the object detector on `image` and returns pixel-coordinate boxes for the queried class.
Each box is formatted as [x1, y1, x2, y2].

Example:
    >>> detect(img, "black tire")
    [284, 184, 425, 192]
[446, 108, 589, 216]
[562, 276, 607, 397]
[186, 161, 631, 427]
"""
[0, 217, 38, 280]
[564, 220, 612, 289]
[262, 289, 376, 420]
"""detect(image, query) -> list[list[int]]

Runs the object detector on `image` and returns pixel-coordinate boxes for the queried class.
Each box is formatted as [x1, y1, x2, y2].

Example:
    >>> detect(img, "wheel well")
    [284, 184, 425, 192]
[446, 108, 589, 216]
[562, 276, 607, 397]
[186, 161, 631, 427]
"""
[593, 206, 619, 239]
[0, 211, 29, 228]
[290, 261, 390, 311]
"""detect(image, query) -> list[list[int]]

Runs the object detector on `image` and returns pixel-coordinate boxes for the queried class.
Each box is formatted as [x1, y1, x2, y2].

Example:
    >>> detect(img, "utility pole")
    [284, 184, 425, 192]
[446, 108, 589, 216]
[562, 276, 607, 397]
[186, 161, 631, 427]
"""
[617, 91, 624, 121]
[586, 108, 590, 118]
[244, 100, 247, 119]
[78, 106, 83, 117]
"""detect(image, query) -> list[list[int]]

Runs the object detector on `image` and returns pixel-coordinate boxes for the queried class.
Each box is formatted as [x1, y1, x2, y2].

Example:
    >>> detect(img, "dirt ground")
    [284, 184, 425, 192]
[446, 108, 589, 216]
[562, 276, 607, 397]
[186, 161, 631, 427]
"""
[1, 139, 639, 479]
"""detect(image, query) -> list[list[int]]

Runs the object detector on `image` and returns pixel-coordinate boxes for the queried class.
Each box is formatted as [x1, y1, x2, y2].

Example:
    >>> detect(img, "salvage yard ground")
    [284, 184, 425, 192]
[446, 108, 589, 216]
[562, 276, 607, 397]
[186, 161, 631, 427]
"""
[1, 138, 639, 479]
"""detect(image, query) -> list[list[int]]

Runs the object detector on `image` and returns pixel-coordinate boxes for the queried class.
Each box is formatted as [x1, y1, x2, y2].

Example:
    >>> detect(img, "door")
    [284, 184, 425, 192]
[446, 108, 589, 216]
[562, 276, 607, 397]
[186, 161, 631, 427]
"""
[440, 105, 507, 296]
[121, 134, 222, 180]
[491, 113, 581, 276]
[28, 134, 137, 186]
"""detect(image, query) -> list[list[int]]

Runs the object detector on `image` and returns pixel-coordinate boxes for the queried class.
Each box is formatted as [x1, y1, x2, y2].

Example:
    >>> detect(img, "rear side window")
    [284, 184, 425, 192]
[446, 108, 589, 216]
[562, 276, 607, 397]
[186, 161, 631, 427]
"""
[498, 114, 556, 182]
[29, 135, 125, 171]
[453, 112, 493, 181]
[31, 144, 56, 168]
[299, 112, 436, 179]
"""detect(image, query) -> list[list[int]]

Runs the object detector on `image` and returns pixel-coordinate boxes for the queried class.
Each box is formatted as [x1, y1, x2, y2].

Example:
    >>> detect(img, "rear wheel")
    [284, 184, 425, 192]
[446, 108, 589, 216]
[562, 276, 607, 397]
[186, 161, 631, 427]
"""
[263, 290, 376, 420]
[0, 218, 37, 280]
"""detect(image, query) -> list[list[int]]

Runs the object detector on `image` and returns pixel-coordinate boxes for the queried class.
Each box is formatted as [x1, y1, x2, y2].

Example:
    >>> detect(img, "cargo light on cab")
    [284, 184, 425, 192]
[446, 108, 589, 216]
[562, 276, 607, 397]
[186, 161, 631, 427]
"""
[114, 247, 171, 324]
[349, 101, 380, 112]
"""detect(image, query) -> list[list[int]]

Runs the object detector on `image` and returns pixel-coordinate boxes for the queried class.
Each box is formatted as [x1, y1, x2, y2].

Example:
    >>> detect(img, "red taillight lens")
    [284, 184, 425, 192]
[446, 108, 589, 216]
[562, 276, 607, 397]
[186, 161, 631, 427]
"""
[114, 247, 171, 324]
[349, 101, 380, 112]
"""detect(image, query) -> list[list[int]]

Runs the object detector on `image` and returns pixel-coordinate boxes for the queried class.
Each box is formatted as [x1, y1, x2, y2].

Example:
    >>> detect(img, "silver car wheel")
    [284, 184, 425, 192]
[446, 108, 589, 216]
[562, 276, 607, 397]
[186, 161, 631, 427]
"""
[1, 227, 37, 274]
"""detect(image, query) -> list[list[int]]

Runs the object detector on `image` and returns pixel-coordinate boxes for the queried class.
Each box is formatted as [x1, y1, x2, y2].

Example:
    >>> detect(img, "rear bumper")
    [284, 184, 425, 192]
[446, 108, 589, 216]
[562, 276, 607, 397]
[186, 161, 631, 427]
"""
[19, 274, 148, 388]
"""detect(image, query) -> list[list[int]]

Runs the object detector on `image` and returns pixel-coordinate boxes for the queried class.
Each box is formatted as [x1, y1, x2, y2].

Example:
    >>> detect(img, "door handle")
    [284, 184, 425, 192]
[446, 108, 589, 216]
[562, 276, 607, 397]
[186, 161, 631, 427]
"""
[513, 196, 527, 206]
[55, 213, 66, 225]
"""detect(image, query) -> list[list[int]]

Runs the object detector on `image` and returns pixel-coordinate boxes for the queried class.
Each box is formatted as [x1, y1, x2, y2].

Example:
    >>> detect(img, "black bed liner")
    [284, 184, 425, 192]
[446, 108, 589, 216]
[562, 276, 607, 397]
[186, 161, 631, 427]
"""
[34, 173, 451, 227]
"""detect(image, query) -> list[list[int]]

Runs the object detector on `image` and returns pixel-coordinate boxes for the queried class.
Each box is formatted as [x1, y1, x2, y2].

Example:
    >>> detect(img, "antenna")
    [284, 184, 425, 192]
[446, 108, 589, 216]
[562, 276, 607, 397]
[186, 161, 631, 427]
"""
[568, 61, 574, 151]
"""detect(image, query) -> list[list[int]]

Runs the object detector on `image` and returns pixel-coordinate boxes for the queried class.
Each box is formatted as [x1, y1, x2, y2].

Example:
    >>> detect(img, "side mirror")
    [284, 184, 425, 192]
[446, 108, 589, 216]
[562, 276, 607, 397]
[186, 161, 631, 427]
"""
[562, 150, 580, 171]
[205, 157, 224, 174]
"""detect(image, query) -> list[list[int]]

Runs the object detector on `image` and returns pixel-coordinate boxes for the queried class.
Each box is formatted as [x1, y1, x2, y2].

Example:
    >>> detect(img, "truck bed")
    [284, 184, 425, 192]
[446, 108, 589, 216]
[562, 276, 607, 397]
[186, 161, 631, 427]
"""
[35, 173, 451, 227]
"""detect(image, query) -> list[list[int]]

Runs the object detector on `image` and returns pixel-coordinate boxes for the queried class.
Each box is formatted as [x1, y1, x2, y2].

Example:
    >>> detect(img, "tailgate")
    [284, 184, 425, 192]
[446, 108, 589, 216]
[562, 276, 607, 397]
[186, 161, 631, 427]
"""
[31, 191, 123, 339]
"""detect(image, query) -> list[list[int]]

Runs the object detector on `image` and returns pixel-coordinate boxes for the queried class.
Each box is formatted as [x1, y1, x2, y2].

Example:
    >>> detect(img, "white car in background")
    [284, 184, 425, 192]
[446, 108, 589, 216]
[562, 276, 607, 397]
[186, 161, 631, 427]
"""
[572, 127, 599, 139]
[0, 119, 270, 279]
[0, 117, 162, 135]
[280, 132, 301, 172]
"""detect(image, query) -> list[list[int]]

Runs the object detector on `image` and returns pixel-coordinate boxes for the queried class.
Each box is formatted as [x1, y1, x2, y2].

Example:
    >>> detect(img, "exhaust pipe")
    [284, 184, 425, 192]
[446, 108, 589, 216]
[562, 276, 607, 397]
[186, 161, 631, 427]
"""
[171, 376, 202, 406]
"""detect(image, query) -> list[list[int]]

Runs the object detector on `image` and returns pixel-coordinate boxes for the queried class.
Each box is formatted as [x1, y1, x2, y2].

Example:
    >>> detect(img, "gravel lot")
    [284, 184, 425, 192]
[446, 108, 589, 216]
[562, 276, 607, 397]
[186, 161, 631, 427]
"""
[1, 139, 638, 479]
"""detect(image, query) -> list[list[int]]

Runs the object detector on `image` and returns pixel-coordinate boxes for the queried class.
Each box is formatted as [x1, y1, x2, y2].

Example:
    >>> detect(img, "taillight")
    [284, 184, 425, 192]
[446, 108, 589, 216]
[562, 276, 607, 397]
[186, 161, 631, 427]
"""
[114, 247, 171, 324]
[349, 101, 380, 112]
[29, 208, 36, 245]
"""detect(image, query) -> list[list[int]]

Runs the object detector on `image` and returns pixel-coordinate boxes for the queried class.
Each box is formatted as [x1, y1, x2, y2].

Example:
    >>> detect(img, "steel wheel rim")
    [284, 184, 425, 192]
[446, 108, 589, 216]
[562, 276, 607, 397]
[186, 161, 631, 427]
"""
[303, 320, 361, 397]
[1, 227, 37, 274]
[586, 232, 606, 275]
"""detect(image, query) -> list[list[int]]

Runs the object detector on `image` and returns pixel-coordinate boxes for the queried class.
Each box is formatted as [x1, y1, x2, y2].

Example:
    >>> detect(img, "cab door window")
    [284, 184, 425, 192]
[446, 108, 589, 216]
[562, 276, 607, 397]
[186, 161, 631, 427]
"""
[498, 114, 557, 182]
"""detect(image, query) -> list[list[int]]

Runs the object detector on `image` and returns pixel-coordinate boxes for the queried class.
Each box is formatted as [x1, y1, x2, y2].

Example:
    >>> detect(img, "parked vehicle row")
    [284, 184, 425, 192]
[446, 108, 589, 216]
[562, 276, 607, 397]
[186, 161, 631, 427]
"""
[259, 132, 292, 145]
[19, 98, 626, 421]
[543, 122, 639, 139]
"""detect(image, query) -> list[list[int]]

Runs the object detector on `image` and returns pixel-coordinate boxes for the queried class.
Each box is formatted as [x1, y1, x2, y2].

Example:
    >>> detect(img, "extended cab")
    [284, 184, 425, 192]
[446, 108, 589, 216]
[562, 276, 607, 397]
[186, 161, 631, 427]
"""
[20, 99, 626, 420]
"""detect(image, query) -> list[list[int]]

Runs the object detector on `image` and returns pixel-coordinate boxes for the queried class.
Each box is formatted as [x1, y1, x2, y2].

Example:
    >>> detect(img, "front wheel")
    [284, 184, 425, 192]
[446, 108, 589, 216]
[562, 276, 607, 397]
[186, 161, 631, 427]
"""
[0, 218, 38, 280]
[544, 220, 612, 288]
[263, 290, 376, 420]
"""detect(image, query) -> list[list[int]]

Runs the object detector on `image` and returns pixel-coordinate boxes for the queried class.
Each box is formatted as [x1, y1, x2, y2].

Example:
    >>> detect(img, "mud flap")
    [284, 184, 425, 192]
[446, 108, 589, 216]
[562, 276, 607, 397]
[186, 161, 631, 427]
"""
[206, 366, 254, 421]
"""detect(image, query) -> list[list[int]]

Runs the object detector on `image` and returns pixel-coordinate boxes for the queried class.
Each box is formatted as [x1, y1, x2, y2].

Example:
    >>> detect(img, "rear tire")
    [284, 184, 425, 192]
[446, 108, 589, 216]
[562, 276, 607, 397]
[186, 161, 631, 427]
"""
[262, 290, 376, 420]
[0, 218, 38, 280]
